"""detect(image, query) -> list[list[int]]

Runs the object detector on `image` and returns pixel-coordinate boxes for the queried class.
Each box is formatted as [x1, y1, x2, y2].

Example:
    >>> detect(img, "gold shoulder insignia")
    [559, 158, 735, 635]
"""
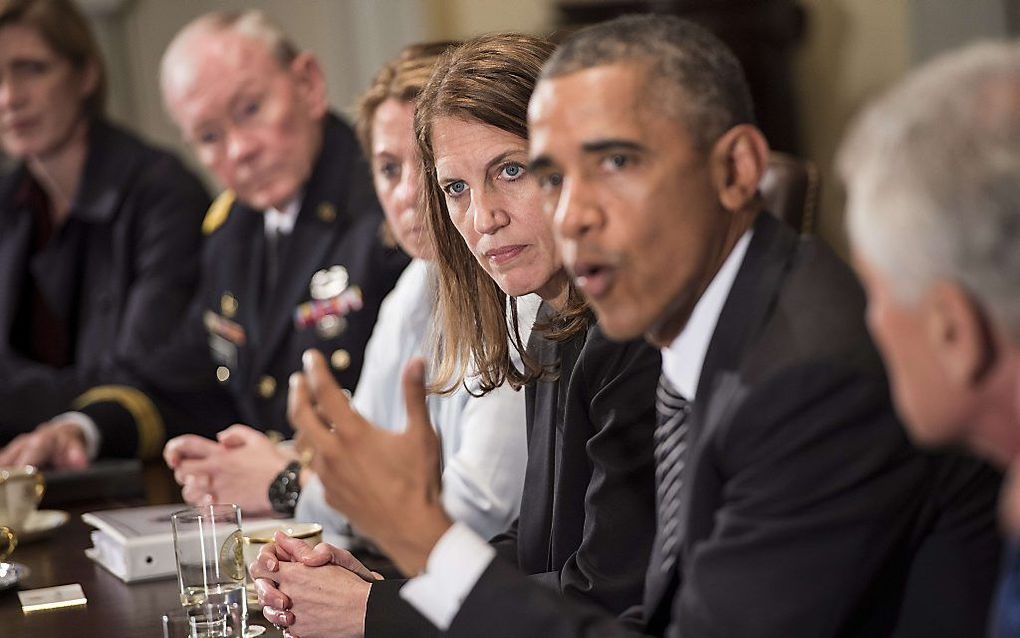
[203, 189, 237, 235]
[72, 386, 165, 459]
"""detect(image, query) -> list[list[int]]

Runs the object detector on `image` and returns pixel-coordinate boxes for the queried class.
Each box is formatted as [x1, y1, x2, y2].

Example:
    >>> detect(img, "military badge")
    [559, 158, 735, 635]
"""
[204, 310, 247, 345]
[204, 310, 246, 368]
[294, 286, 363, 337]
[310, 265, 349, 300]
[317, 202, 337, 223]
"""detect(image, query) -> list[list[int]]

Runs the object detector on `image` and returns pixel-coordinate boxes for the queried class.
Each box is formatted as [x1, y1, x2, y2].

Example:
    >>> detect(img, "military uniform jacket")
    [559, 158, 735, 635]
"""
[0, 119, 208, 438]
[77, 114, 409, 458]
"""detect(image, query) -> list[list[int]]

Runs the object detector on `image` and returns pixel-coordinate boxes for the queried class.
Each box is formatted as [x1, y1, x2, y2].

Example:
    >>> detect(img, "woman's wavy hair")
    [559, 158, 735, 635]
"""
[416, 33, 591, 395]
[354, 41, 459, 159]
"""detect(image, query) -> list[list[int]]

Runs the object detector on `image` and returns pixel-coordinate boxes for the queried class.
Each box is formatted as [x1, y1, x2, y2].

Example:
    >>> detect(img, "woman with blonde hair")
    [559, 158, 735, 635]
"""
[254, 33, 660, 638]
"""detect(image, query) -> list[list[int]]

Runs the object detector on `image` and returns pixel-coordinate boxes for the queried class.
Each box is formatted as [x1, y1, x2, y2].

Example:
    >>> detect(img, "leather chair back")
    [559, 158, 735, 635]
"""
[761, 151, 818, 234]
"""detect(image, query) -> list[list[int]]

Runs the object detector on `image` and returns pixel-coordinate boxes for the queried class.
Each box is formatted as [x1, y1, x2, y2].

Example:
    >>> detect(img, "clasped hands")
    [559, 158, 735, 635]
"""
[250, 531, 381, 638]
[247, 350, 454, 636]
[163, 423, 295, 514]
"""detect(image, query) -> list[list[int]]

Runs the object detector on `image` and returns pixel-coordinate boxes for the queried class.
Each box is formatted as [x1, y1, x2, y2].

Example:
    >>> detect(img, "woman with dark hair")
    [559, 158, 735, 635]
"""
[0, 0, 208, 459]
[252, 34, 660, 638]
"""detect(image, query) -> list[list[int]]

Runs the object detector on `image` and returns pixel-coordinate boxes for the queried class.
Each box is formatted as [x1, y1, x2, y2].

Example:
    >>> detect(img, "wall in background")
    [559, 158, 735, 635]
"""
[793, 0, 910, 257]
[82, 0, 427, 189]
[78, 0, 1014, 255]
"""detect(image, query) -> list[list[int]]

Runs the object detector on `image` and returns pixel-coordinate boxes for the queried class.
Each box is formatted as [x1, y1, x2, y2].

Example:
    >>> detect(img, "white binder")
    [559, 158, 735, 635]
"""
[82, 503, 288, 583]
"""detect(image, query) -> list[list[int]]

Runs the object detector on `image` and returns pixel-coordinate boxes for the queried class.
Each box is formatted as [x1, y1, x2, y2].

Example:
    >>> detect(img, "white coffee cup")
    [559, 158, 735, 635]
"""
[0, 466, 45, 532]
[242, 522, 323, 604]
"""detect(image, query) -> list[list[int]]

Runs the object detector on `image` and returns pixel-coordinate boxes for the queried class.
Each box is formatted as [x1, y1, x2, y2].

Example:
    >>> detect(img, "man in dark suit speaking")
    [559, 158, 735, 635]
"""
[280, 15, 1002, 638]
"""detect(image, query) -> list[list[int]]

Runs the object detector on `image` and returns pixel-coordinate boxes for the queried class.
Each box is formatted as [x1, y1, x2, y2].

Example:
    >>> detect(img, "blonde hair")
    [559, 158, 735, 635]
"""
[416, 34, 591, 395]
[354, 41, 458, 159]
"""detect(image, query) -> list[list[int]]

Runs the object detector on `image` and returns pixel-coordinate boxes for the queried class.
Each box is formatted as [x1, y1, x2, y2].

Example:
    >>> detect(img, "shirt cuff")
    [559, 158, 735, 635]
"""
[398, 521, 495, 630]
[54, 411, 101, 461]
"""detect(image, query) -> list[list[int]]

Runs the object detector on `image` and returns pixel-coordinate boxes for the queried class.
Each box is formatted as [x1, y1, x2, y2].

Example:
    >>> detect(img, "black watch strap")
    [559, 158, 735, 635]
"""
[268, 460, 302, 516]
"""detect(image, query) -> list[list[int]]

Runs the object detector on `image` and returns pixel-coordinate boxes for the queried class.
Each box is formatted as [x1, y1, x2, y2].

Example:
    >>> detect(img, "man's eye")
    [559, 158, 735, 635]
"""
[539, 173, 563, 189]
[603, 154, 631, 170]
[199, 131, 222, 145]
[444, 180, 468, 197]
[236, 99, 261, 121]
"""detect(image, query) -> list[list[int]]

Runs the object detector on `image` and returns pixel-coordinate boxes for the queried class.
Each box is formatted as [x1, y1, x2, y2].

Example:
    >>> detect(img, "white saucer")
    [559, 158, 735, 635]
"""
[17, 509, 69, 543]
[0, 561, 29, 591]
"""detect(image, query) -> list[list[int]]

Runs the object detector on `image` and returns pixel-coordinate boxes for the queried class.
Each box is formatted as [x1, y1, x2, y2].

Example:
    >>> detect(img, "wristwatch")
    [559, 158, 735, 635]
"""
[268, 461, 302, 516]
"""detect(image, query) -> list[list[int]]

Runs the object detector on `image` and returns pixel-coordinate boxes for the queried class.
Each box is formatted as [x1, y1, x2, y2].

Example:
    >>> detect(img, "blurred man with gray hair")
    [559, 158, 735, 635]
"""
[838, 41, 1020, 637]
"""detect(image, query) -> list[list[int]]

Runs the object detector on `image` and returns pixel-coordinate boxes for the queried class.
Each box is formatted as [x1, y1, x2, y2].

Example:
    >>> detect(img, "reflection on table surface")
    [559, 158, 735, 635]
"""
[0, 462, 280, 638]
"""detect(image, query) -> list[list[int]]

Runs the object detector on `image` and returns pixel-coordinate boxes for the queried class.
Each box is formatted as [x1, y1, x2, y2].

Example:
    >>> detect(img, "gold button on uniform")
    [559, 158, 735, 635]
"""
[317, 202, 337, 223]
[220, 292, 238, 318]
[216, 366, 231, 383]
[258, 375, 277, 398]
[331, 349, 351, 371]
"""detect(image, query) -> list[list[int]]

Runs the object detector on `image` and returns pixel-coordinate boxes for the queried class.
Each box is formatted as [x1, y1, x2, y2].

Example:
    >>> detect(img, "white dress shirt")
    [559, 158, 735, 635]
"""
[263, 197, 301, 237]
[296, 260, 535, 544]
[400, 231, 753, 630]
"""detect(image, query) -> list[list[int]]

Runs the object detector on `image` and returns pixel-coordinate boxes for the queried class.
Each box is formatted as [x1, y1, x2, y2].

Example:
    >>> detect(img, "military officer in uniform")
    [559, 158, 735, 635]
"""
[0, 9, 407, 466]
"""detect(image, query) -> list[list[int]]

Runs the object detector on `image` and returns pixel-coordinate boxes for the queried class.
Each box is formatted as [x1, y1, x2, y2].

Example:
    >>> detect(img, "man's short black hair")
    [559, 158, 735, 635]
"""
[543, 14, 755, 151]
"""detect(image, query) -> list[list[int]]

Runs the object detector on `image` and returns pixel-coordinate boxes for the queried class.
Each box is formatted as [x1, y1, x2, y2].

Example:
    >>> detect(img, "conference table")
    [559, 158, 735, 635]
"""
[0, 462, 281, 638]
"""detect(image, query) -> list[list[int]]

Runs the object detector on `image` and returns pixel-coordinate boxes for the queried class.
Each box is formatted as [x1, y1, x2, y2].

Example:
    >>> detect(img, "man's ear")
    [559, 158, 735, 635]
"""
[925, 282, 998, 387]
[290, 52, 328, 119]
[711, 124, 769, 213]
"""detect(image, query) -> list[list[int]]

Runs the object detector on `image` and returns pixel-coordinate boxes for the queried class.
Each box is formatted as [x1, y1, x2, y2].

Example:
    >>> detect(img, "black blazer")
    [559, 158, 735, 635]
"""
[74, 114, 409, 457]
[0, 120, 208, 437]
[364, 307, 660, 637]
[443, 213, 1001, 638]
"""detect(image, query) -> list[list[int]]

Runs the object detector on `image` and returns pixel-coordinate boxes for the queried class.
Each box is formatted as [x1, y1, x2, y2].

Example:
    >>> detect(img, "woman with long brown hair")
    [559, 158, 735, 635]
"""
[253, 34, 660, 638]
[162, 40, 531, 543]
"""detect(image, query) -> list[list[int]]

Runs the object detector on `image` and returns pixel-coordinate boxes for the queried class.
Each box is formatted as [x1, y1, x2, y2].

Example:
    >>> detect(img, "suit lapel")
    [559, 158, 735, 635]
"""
[643, 213, 799, 624]
[0, 184, 32, 351]
[517, 303, 568, 570]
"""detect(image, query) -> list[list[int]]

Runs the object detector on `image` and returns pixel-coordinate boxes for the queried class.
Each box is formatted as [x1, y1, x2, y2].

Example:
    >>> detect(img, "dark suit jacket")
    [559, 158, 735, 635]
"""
[74, 114, 409, 457]
[443, 213, 1001, 638]
[0, 119, 208, 438]
[364, 306, 660, 637]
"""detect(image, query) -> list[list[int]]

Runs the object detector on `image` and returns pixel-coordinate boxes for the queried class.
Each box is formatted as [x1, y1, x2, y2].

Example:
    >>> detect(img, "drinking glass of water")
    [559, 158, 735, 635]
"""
[162, 603, 243, 638]
[171, 504, 252, 637]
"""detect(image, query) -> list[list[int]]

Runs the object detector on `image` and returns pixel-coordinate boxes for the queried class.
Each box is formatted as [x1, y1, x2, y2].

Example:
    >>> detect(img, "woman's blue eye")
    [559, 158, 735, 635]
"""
[500, 163, 525, 180]
[445, 180, 467, 196]
[379, 162, 399, 179]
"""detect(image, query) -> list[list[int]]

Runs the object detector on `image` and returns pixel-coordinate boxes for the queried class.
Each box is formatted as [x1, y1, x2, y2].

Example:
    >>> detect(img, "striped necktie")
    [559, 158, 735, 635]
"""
[655, 374, 690, 574]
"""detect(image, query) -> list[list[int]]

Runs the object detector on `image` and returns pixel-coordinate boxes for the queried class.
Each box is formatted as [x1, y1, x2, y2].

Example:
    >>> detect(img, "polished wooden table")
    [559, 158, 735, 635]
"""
[0, 463, 280, 638]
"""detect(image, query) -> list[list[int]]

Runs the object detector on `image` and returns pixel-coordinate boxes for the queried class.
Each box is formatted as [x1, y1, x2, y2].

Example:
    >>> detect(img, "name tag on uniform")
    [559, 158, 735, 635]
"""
[204, 310, 246, 367]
